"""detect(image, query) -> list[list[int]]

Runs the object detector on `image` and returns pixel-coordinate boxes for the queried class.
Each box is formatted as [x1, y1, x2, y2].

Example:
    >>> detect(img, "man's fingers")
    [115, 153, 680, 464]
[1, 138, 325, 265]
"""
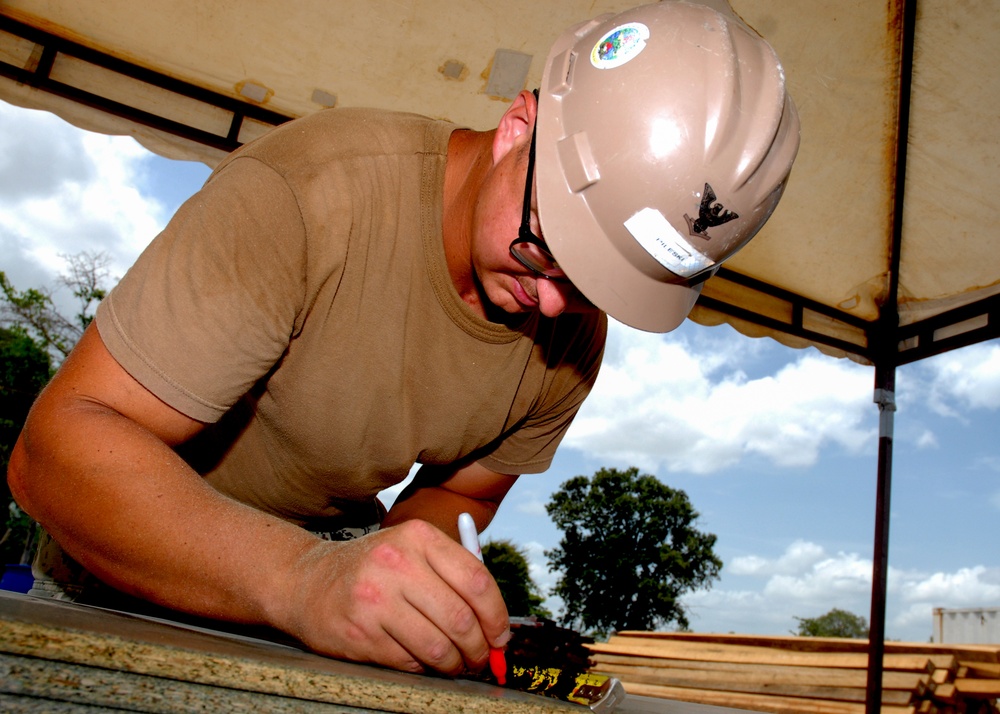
[424, 536, 511, 648]
[396, 572, 492, 672]
[370, 521, 500, 671]
[383, 603, 468, 674]
[364, 521, 508, 672]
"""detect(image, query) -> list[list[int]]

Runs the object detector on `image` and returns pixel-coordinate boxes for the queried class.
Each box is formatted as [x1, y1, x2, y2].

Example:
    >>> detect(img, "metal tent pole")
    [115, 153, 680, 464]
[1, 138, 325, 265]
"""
[865, 362, 897, 713]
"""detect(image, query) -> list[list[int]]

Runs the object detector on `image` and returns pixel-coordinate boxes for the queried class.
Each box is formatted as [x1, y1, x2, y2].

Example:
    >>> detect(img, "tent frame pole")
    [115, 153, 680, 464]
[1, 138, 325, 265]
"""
[865, 1, 915, 711]
[865, 365, 897, 713]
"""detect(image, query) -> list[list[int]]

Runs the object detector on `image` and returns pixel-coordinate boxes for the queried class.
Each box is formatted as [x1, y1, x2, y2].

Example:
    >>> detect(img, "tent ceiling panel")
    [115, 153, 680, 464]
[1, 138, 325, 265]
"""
[718, 1, 899, 326]
[0, 0, 641, 130]
[899, 1, 1000, 322]
[1, 0, 998, 363]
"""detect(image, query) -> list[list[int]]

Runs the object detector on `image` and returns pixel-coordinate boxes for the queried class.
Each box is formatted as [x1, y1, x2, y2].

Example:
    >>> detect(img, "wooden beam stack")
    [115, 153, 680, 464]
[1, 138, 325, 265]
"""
[586, 632, 1000, 714]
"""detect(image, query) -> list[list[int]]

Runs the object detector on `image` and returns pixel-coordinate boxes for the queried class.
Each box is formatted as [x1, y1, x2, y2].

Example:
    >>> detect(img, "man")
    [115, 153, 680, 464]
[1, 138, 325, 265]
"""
[8, 1, 799, 677]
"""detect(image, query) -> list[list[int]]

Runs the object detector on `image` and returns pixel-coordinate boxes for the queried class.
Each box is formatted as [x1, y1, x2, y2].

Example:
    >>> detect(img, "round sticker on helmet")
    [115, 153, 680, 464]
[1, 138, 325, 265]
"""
[591, 23, 650, 69]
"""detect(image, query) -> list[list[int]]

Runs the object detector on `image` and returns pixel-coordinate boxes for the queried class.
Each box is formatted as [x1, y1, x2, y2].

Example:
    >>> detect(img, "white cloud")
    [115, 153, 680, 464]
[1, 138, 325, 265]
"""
[521, 540, 557, 594]
[903, 566, 1000, 605]
[563, 321, 875, 474]
[919, 343, 1000, 415]
[893, 566, 1000, 635]
[683, 591, 797, 635]
[0, 101, 165, 297]
[679, 541, 1000, 641]
[0, 102, 93, 201]
[915, 429, 938, 449]
[730, 540, 825, 576]
[509, 539, 567, 617]
[515, 499, 548, 517]
[763, 552, 872, 601]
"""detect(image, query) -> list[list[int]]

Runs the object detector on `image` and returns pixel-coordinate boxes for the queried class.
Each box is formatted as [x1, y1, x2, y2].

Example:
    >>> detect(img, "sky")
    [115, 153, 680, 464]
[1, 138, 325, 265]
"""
[2, 99, 999, 644]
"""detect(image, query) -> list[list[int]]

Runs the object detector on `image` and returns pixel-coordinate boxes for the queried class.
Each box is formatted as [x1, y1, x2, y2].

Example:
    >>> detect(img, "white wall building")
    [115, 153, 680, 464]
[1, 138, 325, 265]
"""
[932, 607, 1000, 644]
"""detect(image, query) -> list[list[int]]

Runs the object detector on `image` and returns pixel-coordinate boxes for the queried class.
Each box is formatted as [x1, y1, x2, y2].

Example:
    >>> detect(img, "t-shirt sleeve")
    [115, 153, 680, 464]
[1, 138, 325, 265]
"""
[476, 311, 608, 475]
[95, 157, 314, 423]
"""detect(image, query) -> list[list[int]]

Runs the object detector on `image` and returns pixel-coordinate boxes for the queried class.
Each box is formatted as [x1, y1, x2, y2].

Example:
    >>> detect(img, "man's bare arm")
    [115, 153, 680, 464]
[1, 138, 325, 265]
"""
[383, 461, 519, 540]
[8, 324, 508, 674]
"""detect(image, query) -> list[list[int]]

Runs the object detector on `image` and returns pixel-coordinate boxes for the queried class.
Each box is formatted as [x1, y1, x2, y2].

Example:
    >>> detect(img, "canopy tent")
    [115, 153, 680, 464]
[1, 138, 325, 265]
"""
[1, 1, 998, 711]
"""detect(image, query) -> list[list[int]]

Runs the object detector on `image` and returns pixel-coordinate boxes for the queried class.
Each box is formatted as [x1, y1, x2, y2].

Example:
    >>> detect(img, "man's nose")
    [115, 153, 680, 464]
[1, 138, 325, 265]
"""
[536, 278, 574, 318]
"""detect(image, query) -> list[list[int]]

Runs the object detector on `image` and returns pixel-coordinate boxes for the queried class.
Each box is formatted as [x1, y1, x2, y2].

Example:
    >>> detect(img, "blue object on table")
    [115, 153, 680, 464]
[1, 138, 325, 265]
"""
[0, 564, 33, 593]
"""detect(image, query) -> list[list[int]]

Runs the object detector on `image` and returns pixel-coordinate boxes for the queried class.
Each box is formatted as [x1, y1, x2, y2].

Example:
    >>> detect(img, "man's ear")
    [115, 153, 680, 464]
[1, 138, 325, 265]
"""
[492, 90, 538, 165]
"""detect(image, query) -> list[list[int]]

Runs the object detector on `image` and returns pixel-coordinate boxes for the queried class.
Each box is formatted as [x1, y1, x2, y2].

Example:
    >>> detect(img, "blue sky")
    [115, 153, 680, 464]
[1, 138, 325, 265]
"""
[3, 99, 998, 643]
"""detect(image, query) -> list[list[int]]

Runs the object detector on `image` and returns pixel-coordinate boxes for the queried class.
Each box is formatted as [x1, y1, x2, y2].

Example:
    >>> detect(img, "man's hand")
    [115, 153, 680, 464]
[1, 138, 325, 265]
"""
[279, 520, 511, 674]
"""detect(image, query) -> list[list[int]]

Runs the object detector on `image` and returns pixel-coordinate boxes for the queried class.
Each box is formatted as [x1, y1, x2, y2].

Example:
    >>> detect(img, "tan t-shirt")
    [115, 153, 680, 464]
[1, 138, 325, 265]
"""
[96, 108, 606, 529]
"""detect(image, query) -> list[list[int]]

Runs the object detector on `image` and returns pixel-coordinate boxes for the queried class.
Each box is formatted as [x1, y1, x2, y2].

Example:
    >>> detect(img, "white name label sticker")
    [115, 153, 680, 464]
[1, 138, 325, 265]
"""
[624, 207, 714, 277]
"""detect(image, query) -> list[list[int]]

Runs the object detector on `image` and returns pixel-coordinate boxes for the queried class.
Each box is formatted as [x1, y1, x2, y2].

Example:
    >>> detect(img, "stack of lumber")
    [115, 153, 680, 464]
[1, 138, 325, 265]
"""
[587, 631, 1000, 714]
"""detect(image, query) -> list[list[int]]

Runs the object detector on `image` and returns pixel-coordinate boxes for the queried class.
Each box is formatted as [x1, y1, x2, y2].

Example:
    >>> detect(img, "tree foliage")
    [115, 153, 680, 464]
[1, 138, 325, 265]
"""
[0, 326, 52, 563]
[0, 250, 111, 361]
[0, 252, 111, 564]
[0, 325, 52, 471]
[0, 251, 109, 497]
[545, 466, 722, 637]
[794, 608, 869, 639]
[482, 540, 551, 618]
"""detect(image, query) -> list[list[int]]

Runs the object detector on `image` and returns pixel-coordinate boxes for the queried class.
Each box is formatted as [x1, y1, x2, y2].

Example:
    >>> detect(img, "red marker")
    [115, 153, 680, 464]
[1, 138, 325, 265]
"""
[489, 647, 507, 686]
[458, 512, 508, 686]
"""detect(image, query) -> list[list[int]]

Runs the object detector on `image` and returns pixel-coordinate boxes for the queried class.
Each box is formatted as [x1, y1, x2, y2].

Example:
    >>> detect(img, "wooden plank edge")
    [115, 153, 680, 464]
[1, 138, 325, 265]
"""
[589, 656, 931, 690]
[589, 641, 946, 672]
[612, 632, 1000, 664]
[621, 681, 916, 714]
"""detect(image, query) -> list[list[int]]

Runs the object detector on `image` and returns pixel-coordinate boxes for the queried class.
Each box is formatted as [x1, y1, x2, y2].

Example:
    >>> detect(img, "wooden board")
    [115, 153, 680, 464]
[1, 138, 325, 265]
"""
[615, 632, 1000, 664]
[589, 631, 1000, 714]
[621, 682, 916, 714]
[0, 591, 576, 714]
[591, 662, 926, 702]
[590, 640, 949, 673]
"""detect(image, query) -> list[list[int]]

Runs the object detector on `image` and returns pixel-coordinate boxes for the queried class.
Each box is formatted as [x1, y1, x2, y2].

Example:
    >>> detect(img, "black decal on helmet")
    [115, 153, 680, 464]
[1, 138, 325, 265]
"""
[685, 183, 740, 239]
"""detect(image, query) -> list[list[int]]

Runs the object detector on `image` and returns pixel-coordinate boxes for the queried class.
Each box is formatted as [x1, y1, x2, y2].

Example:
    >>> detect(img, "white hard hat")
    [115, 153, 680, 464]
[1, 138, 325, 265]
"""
[536, 1, 801, 332]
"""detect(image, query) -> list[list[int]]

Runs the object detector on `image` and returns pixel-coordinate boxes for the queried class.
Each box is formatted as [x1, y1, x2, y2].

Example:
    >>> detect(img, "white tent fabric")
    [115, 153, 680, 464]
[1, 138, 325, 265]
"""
[2, 1, 998, 711]
[3, 0, 997, 364]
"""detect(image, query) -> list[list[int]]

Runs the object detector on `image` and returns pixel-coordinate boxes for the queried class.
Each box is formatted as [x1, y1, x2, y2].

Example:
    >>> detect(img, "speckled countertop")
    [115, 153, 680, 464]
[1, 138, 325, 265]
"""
[0, 590, 582, 713]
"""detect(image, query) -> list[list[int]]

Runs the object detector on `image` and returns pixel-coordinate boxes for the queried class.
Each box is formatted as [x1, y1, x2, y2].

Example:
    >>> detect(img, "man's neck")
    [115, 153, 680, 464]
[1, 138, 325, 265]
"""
[441, 128, 494, 318]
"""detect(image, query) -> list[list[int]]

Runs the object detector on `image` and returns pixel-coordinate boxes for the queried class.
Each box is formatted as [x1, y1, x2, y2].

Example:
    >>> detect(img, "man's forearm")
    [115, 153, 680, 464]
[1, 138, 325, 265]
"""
[383, 462, 518, 539]
[9, 401, 314, 627]
[384, 484, 499, 540]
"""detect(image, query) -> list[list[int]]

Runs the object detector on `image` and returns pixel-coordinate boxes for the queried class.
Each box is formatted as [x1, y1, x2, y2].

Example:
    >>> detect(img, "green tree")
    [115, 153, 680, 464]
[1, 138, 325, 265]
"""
[794, 608, 869, 638]
[545, 466, 722, 637]
[0, 252, 110, 478]
[0, 252, 111, 564]
[482, 539, 551, 618]
[0, 250, 111, 361]
[0, 326, 52, 476]
[0, 326, 52, 563]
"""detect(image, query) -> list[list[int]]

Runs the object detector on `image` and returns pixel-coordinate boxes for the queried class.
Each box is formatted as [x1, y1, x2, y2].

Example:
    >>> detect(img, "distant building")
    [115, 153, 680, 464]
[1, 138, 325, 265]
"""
[932, 607, 1000, 644]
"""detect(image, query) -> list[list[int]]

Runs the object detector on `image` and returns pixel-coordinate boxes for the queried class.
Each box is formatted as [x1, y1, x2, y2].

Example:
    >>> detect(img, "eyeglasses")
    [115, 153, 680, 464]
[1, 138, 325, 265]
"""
[508, 123, 570, 282]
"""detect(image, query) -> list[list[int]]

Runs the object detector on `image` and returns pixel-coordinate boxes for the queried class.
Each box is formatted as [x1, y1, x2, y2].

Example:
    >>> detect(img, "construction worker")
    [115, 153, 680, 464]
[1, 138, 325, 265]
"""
[8, 1, 799, 676]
